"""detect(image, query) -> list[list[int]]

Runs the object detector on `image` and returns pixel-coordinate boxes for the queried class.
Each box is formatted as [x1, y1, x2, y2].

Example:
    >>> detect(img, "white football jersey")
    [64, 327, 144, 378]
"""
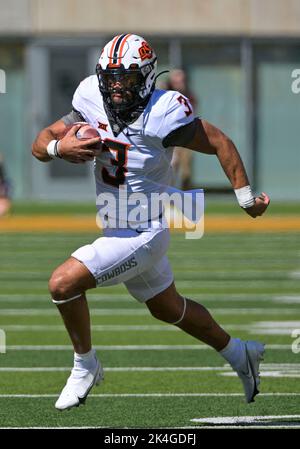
[72, 75, 194, 224]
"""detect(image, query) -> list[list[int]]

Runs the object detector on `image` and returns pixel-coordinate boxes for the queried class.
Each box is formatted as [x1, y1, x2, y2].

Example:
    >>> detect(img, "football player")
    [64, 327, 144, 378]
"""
[0, 154, 11, 217]
[32, 34, 270, 411]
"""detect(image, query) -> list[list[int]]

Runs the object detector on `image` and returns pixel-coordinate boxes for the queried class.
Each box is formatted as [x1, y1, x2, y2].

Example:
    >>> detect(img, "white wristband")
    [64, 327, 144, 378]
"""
[47, 140, 62, 159]
[234, 185, 255, 209]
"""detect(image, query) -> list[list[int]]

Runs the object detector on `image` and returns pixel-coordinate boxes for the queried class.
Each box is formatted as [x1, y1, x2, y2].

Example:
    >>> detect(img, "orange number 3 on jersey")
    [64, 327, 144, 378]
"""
[101, 138, 131, 188]
[177, 95, 192, 117]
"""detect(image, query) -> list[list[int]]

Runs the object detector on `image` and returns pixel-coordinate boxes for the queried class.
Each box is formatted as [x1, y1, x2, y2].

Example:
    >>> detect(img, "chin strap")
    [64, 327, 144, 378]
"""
[52, 293, 82, 305]
[170, 296, 187, 325]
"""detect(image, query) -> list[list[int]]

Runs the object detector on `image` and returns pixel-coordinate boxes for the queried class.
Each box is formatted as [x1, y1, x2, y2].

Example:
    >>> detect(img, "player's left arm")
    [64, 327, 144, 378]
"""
[169, 118, 270, 218]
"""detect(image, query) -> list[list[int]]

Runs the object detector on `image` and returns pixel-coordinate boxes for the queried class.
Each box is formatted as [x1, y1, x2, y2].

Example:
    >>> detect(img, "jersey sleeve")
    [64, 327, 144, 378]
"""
[156, 91, 195, 142]
[60, 109, 86, 125]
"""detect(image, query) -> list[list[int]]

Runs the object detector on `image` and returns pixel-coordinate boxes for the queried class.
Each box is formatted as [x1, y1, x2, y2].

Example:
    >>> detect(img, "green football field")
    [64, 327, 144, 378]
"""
[0, 206, 300, 428]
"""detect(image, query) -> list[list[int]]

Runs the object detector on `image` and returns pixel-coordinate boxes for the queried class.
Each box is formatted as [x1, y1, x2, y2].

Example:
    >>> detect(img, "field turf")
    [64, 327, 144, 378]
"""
[0, 202, 299, 429]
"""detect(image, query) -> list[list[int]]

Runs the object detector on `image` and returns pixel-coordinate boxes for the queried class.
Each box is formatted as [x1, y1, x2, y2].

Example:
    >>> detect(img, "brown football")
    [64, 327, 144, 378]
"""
[76, 124, 100, 140]
[58, 123, 102, 150]
[76, 124, 102, 150]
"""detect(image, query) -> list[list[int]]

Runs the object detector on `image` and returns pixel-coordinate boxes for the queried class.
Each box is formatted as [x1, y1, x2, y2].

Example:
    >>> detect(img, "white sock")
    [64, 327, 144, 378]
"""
[74, 348, 96, 370]
[219, 337, 246, 370]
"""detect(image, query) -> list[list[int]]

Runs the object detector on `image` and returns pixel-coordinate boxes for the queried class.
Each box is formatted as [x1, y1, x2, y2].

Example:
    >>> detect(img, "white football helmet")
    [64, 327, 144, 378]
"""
[96, 34, 157, 112]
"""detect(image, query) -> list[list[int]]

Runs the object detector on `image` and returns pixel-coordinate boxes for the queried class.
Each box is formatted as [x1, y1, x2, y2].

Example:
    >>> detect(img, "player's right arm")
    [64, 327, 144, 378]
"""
[32, 119, 101, 164]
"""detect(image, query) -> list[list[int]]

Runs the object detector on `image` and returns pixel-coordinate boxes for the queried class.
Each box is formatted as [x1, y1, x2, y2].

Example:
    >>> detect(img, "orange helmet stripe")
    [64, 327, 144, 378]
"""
[109, 33, 132, 68]
[117, 33, 132, 64]
[108, 35, 121, 67]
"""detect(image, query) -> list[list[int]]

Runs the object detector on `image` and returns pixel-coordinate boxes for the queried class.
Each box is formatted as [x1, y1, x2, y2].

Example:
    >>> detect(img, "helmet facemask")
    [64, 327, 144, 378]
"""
[96, 62, 156, 114]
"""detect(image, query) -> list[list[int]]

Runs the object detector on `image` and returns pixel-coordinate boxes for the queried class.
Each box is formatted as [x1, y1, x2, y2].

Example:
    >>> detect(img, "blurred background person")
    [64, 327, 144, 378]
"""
[166, 69, 198, 190]
[0, 153, 11, 217]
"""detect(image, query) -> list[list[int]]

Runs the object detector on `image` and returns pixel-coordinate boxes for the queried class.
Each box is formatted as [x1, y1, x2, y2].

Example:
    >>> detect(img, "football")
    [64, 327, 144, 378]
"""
[76, 123, 100, 140]
[58, 122, 102, 150]
[75, 124, 102, 150]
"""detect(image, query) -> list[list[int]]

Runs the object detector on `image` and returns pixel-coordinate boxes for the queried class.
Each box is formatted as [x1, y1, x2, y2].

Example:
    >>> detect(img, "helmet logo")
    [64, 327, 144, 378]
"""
[138, 41, 153, 61]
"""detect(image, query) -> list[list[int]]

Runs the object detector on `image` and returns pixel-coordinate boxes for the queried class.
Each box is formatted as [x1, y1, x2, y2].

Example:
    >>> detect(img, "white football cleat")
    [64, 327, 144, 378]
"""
[55, 355, 104, 411]
[235, 340, 265, 403]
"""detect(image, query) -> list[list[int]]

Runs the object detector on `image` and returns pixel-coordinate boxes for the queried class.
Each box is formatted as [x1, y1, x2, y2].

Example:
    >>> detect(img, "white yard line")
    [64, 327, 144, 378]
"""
[192, 414, 300, 422]
[1, 293, 298, 303]
[0, 366, 230, 372]
[0, 309, 147, 316]
[0, 295, 132, 303]
[274, 296, 300, 304]
[191, 415, 300, 425]
[5, 344, 215, 350]
[4, 344, 292, 351]
[1, 321, 300, 336]
[0, 308, 298, 316]
[289, 271, 300, 279]
[0, 324, 257, 332]
[0, 364, 298, 376]
[252, 321, 300, 328]
[0, 393, 299, 398]
[1, 324, 181, 332]
[221, 372, 300, 378]
[255, 329, 296, 336]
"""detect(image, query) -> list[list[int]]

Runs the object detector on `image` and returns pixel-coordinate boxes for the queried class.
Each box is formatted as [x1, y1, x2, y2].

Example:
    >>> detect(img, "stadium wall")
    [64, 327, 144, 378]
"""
[0, 1, 299, 201]
[1, 0, 300, 36]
